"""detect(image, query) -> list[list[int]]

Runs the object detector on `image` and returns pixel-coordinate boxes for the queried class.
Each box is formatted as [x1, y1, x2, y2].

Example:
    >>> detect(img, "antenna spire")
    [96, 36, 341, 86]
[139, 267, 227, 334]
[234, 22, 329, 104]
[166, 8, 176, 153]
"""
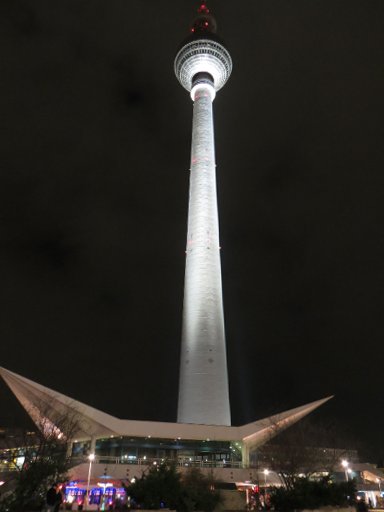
[198, 2, 210, 15]
[191, 1, 217, 34]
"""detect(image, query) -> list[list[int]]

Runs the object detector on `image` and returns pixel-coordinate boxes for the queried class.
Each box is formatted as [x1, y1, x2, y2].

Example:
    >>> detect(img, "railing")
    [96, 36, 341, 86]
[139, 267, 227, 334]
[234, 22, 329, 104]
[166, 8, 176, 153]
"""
[71, 455, 245, 469]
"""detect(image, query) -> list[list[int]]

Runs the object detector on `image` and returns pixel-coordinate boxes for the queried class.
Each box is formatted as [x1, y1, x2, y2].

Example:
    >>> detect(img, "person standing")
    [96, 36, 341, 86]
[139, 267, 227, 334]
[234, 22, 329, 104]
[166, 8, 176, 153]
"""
[46, 484, 58, 512]
[356, 498, 369, 512]
[54, 485, 63, 512]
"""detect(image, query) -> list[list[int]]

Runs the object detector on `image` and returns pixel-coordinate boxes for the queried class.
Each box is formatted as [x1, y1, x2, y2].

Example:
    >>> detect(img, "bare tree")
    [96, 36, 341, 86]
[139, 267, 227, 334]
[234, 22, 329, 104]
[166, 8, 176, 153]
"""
[0, 403, 80, 512]
[255, 417, 355, 489]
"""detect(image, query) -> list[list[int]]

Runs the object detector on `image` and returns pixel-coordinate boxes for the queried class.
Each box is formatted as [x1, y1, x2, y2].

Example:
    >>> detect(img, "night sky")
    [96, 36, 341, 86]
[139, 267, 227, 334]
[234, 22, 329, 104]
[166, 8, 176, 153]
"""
[1, 1, 384, 460]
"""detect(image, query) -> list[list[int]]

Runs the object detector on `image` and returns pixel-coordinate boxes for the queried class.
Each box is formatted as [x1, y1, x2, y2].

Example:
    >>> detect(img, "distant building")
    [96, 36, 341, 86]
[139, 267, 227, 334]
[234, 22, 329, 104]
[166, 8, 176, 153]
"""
[253, 443, 359, 470]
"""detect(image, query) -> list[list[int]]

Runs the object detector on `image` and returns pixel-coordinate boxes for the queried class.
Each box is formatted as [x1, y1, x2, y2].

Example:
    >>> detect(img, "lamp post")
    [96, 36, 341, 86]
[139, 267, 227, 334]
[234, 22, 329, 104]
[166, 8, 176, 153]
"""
[377, 478, 381, 494]
[86, 453, 95, 508]
[263, 469, 269, 487]
[341, 460, 349, 481]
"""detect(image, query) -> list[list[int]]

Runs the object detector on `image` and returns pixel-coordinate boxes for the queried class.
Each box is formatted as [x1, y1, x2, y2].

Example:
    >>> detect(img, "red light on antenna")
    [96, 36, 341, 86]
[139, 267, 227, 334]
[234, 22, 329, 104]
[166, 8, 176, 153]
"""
[198, 3, 210, 14]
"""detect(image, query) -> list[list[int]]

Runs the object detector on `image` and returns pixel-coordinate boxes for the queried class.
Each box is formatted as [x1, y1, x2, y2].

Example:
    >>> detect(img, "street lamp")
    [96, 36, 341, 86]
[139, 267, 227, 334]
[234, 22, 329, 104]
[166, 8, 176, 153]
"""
[86, 453, 95, 507]
[341, 460, 349, 481]
[263, 469, 269, 487]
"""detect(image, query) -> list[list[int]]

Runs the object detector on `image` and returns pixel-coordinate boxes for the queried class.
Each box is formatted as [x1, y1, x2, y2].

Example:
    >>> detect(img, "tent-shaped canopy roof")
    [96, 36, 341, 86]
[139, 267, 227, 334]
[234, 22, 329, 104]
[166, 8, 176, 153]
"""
[0, 367, 331, 450]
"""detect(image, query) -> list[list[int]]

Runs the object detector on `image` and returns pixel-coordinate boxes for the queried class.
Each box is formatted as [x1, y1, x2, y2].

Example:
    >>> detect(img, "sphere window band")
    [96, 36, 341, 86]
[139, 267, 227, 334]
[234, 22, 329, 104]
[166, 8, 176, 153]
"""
[175, 39, 232, 93]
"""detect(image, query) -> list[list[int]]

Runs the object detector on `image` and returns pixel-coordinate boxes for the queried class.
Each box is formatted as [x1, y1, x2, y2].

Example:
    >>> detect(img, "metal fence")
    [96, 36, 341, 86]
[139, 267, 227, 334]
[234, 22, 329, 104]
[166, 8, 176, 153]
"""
[71, 455, 245, 469]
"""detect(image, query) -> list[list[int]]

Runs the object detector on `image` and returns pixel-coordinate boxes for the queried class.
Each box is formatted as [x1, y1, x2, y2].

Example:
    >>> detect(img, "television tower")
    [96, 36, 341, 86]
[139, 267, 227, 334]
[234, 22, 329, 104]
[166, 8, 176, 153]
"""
[175, 2, 232, 425]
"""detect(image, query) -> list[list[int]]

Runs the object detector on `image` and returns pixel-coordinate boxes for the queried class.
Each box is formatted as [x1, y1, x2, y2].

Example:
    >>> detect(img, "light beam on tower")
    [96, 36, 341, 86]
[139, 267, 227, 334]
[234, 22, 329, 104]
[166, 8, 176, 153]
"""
[175, 2, 232, 426]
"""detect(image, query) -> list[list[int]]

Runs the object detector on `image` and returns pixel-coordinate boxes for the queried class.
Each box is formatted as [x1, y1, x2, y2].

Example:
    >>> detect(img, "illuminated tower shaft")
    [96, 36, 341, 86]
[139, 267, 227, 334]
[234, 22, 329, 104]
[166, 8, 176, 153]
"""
[178, 82, 230, 425]
[175, 3, 232, 425]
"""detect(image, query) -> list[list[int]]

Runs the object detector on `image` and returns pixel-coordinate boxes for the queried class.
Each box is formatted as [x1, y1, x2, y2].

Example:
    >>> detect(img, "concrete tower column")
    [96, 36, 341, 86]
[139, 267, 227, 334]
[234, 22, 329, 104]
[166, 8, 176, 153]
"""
[178, 80, 230, 425]
[175, 3, 232, 425]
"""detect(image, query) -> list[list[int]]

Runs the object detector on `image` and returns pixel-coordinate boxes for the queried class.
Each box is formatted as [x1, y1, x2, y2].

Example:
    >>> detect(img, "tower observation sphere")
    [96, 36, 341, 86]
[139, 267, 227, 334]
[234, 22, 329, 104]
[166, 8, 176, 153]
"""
[175, 2, 232, 426]
[174, 4, 232, 100]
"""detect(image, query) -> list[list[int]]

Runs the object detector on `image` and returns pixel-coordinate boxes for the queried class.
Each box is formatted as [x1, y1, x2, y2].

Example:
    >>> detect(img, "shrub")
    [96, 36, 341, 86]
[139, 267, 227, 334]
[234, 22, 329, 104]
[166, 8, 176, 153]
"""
[269, 478, 356, 511]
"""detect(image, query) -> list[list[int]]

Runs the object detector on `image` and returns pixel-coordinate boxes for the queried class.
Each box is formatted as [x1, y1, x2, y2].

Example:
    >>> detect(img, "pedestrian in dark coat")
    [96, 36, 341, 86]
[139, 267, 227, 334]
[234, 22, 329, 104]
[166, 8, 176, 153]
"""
[46, 484, 58, 512]
[356, 499, 369, 512]
[54, 486, 63, 512]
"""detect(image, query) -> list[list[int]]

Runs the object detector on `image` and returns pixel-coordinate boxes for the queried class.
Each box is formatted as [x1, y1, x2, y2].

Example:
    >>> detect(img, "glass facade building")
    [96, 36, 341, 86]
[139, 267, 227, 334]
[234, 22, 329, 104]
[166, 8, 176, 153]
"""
[72, 436, 243, 466]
